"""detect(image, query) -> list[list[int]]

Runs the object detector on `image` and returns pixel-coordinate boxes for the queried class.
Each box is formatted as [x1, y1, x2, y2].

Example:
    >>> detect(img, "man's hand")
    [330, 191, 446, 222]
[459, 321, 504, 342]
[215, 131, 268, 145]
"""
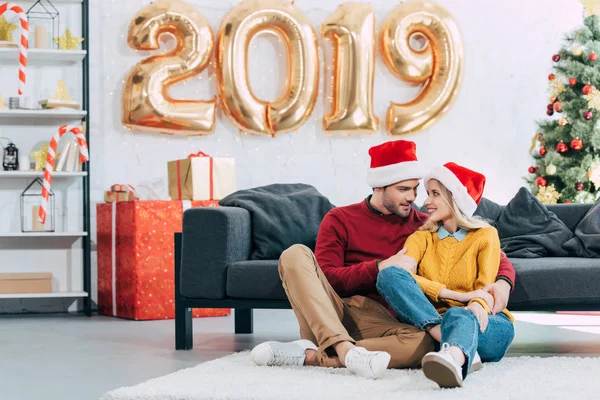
[482, 279, 511, 314]
[466, 302, 489, 332]
[378, 248, 417, 274]
[460, 289, 495, 310]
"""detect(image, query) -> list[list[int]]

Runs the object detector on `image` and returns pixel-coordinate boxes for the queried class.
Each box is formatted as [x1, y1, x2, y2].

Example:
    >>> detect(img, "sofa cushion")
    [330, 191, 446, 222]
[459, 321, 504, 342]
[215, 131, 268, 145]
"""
[562, 198, 600, 257]
[509, 257, 600, 308]
[219, 184, 335, 260]
[495, 187, 573, 258]
[226, 260, 287, 300]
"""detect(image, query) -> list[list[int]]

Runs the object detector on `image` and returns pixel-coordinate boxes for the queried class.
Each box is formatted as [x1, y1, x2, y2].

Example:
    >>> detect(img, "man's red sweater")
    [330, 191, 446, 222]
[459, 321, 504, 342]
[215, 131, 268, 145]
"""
[314, 197, 516, 309]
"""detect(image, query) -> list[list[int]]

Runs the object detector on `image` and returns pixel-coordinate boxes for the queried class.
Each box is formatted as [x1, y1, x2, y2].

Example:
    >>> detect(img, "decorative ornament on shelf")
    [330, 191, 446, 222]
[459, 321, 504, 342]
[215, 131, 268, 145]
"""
[558, 117, 568, 126]
[29, 143, 48, 171]
[570, 137, 584, 150]
[535, 176, 548, 186]
[20, 178, 54, 233]
[552, 54, 561, 62]
[0, 93, 7, 110]
[588, 162, 600, 187]
[25, 0, 60, 50]
[572, 46, 584, 56]
[546, 164, 557, 175]
[38, 79, 80, 109]
[528, 166, 538, 174]
[0, 15, 17, 42]
[53, 27, 83, 50]
[554, 101, 563, 112]
[2, 141, 19, 171]
[575, 182, 585, 191]
[569, 77, 578, 86]
[535, 184, 561, 204]
[584, 110, 594, 119]
[583, 86, 600, 110]
[556, 141, 569, 153]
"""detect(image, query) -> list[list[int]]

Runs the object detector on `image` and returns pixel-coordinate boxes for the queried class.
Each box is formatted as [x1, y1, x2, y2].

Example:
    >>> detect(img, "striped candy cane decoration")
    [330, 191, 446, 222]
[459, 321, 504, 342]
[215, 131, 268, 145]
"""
[0, 3, 28, 95]
[39, 125, 89, 224]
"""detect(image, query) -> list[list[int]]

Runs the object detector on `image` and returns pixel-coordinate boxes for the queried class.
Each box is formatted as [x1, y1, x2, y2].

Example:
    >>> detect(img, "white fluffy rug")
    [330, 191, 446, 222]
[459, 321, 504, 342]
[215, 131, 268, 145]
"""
[101, 352, 598, 400]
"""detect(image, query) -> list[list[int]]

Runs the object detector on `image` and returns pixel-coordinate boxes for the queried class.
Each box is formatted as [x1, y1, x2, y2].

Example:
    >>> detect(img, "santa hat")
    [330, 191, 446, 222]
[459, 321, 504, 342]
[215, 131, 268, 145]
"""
[424, 162, 486, 217]
[367, 140, 424, 188]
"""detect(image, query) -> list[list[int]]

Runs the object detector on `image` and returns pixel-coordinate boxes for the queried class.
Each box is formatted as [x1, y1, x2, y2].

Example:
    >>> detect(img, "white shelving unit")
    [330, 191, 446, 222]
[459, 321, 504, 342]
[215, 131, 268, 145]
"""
[0, 0, 90, 312]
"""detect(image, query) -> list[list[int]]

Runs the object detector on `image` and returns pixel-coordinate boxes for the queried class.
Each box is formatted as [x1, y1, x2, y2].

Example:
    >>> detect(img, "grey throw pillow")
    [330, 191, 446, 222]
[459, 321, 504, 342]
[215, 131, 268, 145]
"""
[496, 187, 574, 258]
[562, 197, 600, 257]
[219, 183, 335, 260]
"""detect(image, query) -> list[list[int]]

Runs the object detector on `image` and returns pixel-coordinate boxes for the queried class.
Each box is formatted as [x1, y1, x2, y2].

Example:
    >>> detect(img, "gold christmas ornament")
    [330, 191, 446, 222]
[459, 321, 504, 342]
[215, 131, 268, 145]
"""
[0, 16, 18, 42]
[584, 86, 600, 110]
[30, 143, 49, 171]
[546, 164, 557, 175]
[0, 93, 7, 110]
[54, 28, 84, 50]
[558, 117, 569, 126]
[572, 46, 584, 56]
[588, 162, 600, 187]
[548, 77, 566, 99]
[52, 79, 72, 101]
[536, 184, 561, 204]
[580, 0, 600, 16]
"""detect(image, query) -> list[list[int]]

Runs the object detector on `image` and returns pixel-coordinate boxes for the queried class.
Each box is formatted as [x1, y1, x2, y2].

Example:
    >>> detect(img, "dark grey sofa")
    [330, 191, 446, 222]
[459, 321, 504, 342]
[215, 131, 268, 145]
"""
[174, 195, 598, 350]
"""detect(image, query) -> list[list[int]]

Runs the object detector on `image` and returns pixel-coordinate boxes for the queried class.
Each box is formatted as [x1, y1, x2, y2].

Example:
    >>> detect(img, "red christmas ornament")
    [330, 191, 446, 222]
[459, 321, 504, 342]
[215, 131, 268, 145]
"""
[547, 109, 554, 116]
[547, 104, 554, 110]
[564, 200, 572, 204]
[553, 102, 563, 112]
[590, 52, 597, 61]
[548, 73, 555, 80]
[583, 84, 594, 95]
[575, 182, 584, 191]
[556, 141, 569, 153]
[552, 54, 561, 62]
[570, 137, 584, 150]
[584, 110, 593, 120]
[539, 147, 547, 156]
[569, 77, 577, 86]
[536, 177, 548, 186]
[528, 166, 538, 174]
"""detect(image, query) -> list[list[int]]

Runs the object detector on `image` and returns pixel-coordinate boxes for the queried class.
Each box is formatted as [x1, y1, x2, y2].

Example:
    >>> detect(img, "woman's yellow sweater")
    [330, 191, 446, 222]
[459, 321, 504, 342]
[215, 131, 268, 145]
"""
[404, 226, 514, 322]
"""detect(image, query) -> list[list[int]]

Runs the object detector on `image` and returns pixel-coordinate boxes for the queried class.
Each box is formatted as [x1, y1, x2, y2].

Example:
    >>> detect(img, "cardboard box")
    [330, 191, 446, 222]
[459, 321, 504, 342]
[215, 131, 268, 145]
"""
[0, 273, 52, 294]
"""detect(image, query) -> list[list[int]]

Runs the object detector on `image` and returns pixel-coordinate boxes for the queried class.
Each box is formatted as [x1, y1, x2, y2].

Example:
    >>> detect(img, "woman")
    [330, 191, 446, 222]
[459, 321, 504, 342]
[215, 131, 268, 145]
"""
[376, 162, 514, 388]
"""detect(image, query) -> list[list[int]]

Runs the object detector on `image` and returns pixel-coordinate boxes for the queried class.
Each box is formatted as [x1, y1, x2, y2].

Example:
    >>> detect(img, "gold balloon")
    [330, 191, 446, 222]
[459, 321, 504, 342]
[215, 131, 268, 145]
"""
[380, 1, 464, 136]
[322, 3, 378, 134]
[216, 0, 319, 137]
[122, 0, 216, 136]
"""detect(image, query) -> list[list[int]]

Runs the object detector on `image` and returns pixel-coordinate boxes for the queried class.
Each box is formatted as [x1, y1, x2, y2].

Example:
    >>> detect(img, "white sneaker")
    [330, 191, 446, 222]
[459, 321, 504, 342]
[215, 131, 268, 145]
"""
[471, 351, 483, 372]
[421, 343, 463, 388]
[344, 347, 391, 379]
[251, 339, 317, 367]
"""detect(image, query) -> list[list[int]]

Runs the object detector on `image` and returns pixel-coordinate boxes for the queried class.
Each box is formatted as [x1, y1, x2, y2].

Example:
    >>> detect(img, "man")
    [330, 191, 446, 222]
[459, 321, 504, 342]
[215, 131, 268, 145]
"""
[251, 140, 515, 379]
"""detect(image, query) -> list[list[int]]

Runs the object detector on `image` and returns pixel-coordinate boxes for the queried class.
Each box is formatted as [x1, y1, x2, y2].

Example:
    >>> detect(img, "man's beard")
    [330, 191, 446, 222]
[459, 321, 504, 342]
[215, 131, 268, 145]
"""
[382, 193, 412, 217]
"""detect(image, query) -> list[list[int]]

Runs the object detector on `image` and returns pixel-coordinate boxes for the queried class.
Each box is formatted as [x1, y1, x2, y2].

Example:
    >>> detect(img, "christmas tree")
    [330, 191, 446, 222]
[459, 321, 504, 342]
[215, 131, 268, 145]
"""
[527, 7, 600, 204]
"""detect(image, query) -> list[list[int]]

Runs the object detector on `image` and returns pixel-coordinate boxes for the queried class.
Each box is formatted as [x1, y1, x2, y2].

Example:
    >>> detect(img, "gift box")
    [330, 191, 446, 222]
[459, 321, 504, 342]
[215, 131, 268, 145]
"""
[167, 151, 236, 201]
[96, 200, 231, 320]
[104, 191, 138, 203]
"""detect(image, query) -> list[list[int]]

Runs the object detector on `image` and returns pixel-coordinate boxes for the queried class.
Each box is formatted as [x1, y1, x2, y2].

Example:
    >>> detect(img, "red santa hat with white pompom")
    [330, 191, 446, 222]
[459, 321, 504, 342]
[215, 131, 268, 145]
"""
[367, 140, 425, 188]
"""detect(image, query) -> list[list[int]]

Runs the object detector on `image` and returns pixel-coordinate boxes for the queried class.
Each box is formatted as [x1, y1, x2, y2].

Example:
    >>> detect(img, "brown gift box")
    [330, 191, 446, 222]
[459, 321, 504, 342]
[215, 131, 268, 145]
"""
[104, 191, 138, 203]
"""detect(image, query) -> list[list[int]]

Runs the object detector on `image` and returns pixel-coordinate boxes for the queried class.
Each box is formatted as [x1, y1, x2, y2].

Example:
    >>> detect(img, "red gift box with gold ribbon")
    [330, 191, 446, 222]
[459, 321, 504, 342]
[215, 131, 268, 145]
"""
[96, 199, 230, 320]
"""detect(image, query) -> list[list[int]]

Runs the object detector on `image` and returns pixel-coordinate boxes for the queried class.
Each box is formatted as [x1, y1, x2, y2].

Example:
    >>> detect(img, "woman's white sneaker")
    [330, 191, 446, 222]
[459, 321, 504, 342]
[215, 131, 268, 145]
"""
[251, 339, 317, 367]
[344, 347, 391, 379]
[421, 344, 463, 388]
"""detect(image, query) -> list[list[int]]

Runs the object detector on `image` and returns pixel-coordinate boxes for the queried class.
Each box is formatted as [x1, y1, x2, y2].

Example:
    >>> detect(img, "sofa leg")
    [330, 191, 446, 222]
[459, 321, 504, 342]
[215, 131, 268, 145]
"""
[235, 308, 253, 334]
[174, 232, 192, 350]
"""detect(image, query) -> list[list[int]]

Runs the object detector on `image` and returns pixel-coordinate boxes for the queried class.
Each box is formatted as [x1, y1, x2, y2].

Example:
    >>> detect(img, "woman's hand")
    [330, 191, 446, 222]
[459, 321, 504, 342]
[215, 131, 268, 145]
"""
[461, 289, 495, 310]
[466, 302, 489, 333]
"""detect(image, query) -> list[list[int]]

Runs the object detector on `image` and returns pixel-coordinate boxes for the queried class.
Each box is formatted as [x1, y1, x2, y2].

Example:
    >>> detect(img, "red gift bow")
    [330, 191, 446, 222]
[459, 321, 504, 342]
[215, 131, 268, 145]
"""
[176, 151, 214, 200]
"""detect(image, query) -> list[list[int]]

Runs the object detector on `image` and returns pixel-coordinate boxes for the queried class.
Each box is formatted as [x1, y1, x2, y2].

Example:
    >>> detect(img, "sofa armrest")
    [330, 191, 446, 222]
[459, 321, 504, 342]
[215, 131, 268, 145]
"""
[180, 206, 252, 299]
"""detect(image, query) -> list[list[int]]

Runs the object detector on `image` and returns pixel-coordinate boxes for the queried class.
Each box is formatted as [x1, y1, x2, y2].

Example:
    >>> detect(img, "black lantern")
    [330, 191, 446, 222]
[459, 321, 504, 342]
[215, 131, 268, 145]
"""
[21, 178, 55, 232]
[2, 142, 19, 171]
[26, 0, 59, 50]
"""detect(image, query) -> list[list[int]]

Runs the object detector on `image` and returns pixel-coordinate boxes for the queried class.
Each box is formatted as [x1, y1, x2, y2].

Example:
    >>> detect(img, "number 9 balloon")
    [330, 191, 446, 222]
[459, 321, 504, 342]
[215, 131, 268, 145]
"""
[380, 1, 464, 136]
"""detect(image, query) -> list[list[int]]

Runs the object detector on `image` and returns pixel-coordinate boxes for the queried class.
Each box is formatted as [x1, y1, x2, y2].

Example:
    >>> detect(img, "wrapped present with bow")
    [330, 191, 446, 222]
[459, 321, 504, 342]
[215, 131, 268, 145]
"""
[104, 184, 139, 203]
[167, 152, 236, 201]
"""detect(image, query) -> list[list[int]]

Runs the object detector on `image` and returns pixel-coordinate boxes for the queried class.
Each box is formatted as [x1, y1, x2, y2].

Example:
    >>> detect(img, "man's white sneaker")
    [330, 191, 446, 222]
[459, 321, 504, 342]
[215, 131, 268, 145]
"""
[251, 339, 317, 367]
[421, 343, 463, 388]
[471, 351, 483, 372]
[344, 347, 391, 379]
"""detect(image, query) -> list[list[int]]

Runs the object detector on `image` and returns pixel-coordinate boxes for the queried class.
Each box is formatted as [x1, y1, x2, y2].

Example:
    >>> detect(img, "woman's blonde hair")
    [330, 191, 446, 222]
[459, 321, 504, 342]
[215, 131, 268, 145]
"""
[420, 179, 491, 233]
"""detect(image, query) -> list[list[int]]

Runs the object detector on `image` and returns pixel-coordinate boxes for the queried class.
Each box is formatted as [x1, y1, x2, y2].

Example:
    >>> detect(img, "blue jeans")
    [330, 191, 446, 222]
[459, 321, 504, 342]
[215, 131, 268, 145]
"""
[376, 267, 515, 377]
